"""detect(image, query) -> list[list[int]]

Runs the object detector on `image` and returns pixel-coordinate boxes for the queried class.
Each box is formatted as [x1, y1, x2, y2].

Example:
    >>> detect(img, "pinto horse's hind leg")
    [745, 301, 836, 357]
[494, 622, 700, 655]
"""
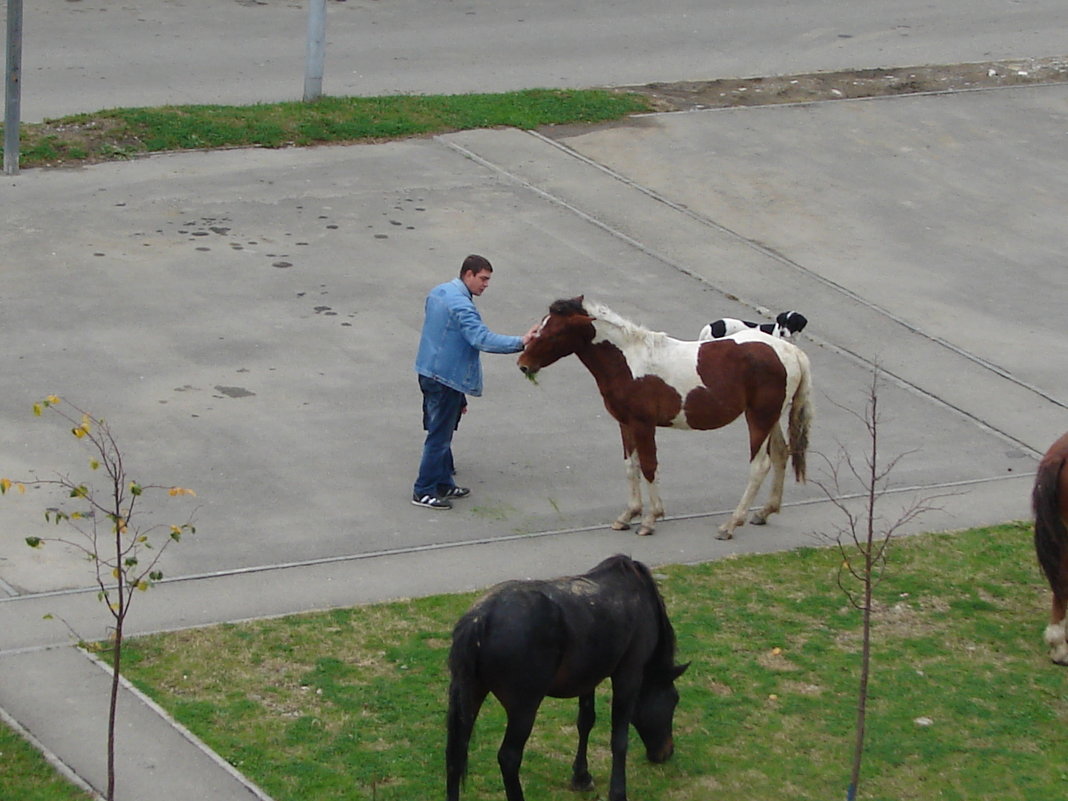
[750, 426, 787, 526]
[718, 435, 774, 540]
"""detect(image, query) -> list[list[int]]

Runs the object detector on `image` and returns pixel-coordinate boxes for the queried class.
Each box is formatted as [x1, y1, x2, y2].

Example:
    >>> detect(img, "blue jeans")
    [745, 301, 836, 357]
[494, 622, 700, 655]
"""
[414, 375, 465, 498]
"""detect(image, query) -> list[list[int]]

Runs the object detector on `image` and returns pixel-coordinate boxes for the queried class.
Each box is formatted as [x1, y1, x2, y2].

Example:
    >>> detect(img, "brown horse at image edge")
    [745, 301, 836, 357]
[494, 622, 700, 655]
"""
[1033, 430, 1068, 665]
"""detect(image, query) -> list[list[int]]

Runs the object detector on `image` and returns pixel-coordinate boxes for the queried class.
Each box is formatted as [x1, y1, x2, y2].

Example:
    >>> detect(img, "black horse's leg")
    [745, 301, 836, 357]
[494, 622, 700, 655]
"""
[570, 693, 596, 790]
[498, 700, 540, 801]
[607, 679, 640, 801]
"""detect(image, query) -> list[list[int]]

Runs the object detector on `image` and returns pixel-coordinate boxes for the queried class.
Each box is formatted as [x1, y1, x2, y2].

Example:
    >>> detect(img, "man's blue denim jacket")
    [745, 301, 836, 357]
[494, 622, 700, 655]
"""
[414, 278, 524, 396]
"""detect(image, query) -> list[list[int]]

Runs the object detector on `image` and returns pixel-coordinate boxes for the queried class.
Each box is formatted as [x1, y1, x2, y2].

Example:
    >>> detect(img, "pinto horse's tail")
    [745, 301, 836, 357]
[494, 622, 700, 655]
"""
[446, 610, 487, 801]
[1033, 440, 1068, 599]
[787, 349, 813, 483]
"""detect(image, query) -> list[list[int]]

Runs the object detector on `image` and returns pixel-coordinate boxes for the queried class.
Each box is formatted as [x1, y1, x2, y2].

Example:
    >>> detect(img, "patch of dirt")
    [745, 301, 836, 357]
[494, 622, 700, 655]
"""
[613, 55, 1068, 113]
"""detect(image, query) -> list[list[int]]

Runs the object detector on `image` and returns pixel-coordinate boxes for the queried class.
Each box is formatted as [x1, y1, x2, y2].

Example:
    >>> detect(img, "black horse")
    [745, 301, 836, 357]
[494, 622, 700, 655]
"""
[445, 554, 689, 801]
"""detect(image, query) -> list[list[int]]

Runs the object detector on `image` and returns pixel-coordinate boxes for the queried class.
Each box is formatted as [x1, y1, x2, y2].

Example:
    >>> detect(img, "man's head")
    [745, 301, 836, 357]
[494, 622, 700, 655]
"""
[460, 254, 493, 296]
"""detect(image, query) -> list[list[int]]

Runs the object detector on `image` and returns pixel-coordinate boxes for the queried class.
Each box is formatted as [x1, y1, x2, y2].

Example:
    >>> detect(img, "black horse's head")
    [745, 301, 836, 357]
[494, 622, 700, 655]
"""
[633, 661, 689, 762]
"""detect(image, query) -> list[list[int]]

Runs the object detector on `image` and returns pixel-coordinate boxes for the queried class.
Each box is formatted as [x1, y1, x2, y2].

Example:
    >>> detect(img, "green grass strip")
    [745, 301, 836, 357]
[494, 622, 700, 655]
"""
[0, 89, 650, 169]
[0, 718, 95, 801]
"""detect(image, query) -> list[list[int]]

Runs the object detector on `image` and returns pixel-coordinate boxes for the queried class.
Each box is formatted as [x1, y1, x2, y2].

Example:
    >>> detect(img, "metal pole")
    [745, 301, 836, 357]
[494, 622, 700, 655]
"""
[303, 0, 326, 102]
[4, 0, 24, 175]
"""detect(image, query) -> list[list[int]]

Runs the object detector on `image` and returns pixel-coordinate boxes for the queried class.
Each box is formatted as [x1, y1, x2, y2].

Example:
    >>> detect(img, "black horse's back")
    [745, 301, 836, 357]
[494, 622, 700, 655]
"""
[452, 580, 569, 691]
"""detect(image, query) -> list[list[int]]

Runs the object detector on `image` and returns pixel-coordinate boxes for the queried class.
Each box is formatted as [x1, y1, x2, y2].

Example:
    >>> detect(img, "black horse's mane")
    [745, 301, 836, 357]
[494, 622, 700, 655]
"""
[588, 554, 678, 671]
[587, 553, 653, 583]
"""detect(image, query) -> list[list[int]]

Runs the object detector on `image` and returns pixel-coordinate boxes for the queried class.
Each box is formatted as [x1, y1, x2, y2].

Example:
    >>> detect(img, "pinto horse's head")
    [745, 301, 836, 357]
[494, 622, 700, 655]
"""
[518, 296, 596, 377]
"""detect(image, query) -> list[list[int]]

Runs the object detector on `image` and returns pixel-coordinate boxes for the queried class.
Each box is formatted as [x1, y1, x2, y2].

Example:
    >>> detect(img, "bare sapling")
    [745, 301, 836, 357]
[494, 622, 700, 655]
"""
[1, 396, 196, 801]
[813, 369, 945, 801]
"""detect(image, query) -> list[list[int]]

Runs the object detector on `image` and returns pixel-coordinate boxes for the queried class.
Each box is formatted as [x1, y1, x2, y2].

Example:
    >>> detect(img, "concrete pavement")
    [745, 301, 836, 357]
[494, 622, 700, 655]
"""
[1, 84, 1066, 798]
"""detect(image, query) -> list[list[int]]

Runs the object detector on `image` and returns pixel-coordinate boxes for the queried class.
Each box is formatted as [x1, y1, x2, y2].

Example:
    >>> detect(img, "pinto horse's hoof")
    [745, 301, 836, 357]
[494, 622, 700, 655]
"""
[611, 521, 631, 531]
[715, 527, 734, 540]
[637, 526, 655, 536]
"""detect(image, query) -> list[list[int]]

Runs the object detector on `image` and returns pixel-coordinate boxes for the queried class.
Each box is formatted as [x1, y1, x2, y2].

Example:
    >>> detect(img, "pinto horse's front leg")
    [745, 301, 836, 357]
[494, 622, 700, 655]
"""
[635, 450, 665, 538]
[612, 448, 644, 532]
[612, 425, 663, 536]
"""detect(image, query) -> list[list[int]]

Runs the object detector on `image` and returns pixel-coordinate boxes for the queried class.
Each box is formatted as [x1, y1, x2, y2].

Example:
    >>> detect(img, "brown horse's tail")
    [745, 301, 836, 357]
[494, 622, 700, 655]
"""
[1033, 449, 1068, 597]
[446, 611, 487, 801]
[787, 350, 813, 483]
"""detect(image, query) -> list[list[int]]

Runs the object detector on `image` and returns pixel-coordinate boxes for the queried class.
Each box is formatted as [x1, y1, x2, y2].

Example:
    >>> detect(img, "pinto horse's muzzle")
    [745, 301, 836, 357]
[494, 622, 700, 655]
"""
[518, 361, 540, 384]
[517, 349, 538, 376]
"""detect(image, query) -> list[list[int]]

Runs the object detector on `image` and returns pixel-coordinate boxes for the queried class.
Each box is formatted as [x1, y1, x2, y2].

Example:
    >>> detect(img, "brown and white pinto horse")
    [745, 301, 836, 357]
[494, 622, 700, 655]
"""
[1033, 431, 1068, 665]
[518, 297, 813, 538]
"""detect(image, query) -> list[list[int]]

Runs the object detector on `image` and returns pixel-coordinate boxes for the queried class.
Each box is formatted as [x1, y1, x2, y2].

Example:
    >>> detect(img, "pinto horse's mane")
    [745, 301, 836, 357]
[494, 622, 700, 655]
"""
[553, 298, 671, 350]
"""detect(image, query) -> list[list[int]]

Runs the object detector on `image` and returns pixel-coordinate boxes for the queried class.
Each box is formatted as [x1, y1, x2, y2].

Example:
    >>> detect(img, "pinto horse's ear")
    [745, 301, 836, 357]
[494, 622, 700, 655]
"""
[672, 662, 690, 679]
[571, 295, 594, 320]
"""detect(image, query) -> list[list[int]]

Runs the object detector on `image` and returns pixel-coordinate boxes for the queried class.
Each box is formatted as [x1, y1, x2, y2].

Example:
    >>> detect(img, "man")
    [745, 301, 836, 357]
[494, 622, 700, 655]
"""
[412, 254, 536, 509]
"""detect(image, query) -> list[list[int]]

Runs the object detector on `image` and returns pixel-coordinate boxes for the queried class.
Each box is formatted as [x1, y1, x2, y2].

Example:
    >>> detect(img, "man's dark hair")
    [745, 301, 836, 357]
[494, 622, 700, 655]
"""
[460, 254, 493, 277]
